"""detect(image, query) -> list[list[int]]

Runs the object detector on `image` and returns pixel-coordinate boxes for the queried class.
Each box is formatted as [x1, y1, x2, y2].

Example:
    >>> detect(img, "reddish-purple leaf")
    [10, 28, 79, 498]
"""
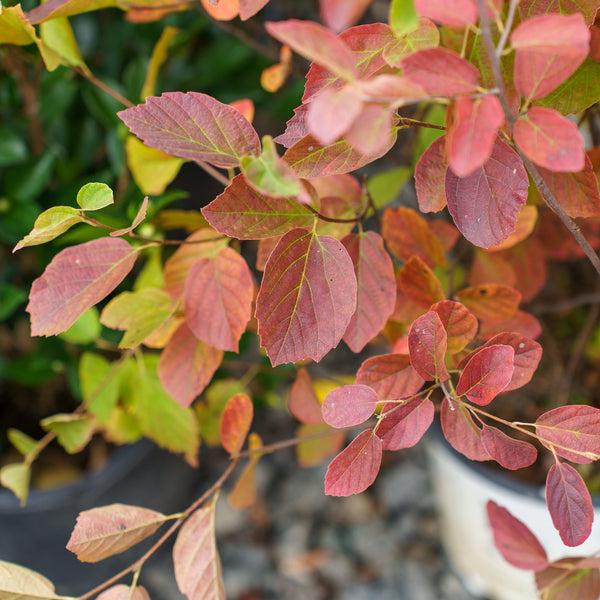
[414, 0, 477, 27]
[184, 247, 253, 352]
[255, 228, 357, 366]
[402, 48, 479, 95]
[27, 237, 138, 336]
[456, 344, 515, 405]
[430, 300, 478, 354]
[477, 332, 542, 392]
[306, 85, 363, 145]
[220, 393, 253, 456]
[202, 174, 314, 240]
[538, 155, 600, 218]
[288, 368, 324, 425]
[283, 132, 396, 178]
[67, 504, 167, 563]
[356, 354, 424, 400]
[158, 322, 224, 408]
[536, 405, 600, 464]
[445, 138, 529, 248]
[546, 462, 594, 546]
[514, 107, 585, 172]
[341, 231, 396, 352]
[415, 136, 447, 213]
[397, 255, 446, 307]
[486, 501, 548, 571]
[536, 558, 600, 600]
[265, 19, 358, 80]
[441, 399, 490, 461]
[322, 384, 378, 428]
[324, 429, 382, 496]
[511, 13, 590, 100]
[447, 95, 505, 177]
[319, 0, 374, 32]
[118, 92, 260, 168]
[408, 310, 449, 382]
[173, 499, 225, 600]
[377, 398, 434, 450]
[481, 424, 538, 470]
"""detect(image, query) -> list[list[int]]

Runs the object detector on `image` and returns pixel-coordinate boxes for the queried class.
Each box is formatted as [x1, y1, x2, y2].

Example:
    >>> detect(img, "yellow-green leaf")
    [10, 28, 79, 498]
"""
[7, 429, 37, 458]
[39, 17, 89, 74]
[389, 0, 419, 36]
[40, 414, 95, 454]
[141, 26, 179, 99]
[79, 352, 123, 425]
[0, 463, 31, 506]
[0, 5, 38, 45]
[13, 206, 85, 251]
[77, 182, 114, 211]
[60, 307, 101, 344]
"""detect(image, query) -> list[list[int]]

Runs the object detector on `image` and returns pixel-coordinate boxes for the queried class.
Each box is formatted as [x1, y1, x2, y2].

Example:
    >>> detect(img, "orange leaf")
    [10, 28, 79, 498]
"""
[201, 0, 239, 20]
[397, 255, 445, 307]
[455, 284, 521, 324]
[220, 393, 253, 456]
[228, 433, 263, 509]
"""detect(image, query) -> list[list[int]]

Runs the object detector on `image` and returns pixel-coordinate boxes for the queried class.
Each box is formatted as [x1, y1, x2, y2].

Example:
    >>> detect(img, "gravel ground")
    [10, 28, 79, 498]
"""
[143, 439, 485, 600]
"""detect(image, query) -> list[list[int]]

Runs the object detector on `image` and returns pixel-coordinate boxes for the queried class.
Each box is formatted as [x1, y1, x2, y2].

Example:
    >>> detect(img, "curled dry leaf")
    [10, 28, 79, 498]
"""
[67, 504, 167, 563]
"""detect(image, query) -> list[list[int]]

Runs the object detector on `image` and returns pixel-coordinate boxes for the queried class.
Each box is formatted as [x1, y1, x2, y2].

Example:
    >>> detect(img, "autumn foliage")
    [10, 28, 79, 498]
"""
[3, 0, 600, 599]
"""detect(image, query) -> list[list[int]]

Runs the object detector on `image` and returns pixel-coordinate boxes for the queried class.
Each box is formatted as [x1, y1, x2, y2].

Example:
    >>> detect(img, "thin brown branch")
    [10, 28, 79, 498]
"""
[398, 117, 446, 131]
[73, 66, 135, 108]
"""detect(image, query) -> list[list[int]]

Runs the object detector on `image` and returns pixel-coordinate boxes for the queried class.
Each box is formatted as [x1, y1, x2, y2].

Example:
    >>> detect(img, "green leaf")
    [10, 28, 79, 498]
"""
[367, 167, 411, 209]
[0, 126, 28, 167]
[7, 429, 37, 458]
[13, 206, 84, 251]
[389, 0, 419, 36]
[127, 354, 200, 466]
[40, 414, 95, 454]
[77, 182, 114, 211]
[0, 463, 31, 506]
[79, 352, 123, 425]
[60, 307, 101, 344]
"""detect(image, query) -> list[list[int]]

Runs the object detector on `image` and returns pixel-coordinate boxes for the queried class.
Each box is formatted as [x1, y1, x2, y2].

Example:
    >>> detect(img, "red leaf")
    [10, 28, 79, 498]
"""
[118, 92, 260, 168]
[345, 103, 396, 156]
[381, 206, 446, 267]
[288, 368, 324, 425]
[457, 344, 514, 405]
[511, 13, 590, 100]
[408, 310, 450, 382]
[537, 155, 600, 218]
[546, 462, 594, 546]
[476, 332, 542, 392]
[397, 256, 446, 307]
[173, 499, 225, 600]
[319, 0, 374, 32]
[356, 353, 424, 400]
[441, 398, 490, 460]
[430, 300, 478, 354]
[402, 48, 479, 95]
[519, 0, 599, 26]
[478, 309, 542, 341]
[67, 504, 167, 563]
[202, 174, 314, 240]
[283, 132, 396, 177]
[158, 322, 224, 407]
[184, 247, 253, 352]
[445, 138, 529, 248]
[481, 424, 538, 470]
[455, 284, 521, 324]
[27, 238, 137, 336]
[377, 398, 434, 450]
[486, 501, 548, 571]
[414, 0, 477, 27]
[341, 231, 397, 352]
[220, 393, 253, 456]
[322, 384, 378, 428]
[306, 85, 363, 145]
[514, 107, 585, 172]
[536, 558, 600, 600]
[415, 136, 447, 213]
[536, 405, 600, 464]
[265, 19, 358, 80]
[447, 95, 505, 177]
[255, 228, 357, 365]
[324, 429, 382, 496]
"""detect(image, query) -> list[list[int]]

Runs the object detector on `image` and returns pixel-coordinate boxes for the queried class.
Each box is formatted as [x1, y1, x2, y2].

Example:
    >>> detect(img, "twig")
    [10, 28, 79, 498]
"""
[495, 0, 519, 58]
[73, 66, 135, 108]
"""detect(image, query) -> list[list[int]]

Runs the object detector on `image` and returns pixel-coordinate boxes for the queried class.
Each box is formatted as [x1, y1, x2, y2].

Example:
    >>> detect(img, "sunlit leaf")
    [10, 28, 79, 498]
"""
[220, 393, 253, 456]
[67, 504, 167, 562]
[324, 429, 382, 496]
[14, 206, 85, 251]
[76, 182, 114, 211]
[118, 92, 260, 168]
[27, 238, 138, 336]
[173, 498, 225, 600]
[546, 462, 593, 546]
[486, 501, 548, 570]
[256, 228, 357, 365]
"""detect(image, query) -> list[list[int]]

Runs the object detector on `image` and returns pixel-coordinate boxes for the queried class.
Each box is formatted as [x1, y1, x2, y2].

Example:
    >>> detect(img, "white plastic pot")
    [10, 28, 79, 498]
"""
[427, 430, 600, 600]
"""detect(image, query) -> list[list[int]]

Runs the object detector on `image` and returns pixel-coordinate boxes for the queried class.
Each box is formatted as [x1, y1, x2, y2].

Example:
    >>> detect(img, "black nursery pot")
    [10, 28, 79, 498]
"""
[0, 441, 200, 596]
